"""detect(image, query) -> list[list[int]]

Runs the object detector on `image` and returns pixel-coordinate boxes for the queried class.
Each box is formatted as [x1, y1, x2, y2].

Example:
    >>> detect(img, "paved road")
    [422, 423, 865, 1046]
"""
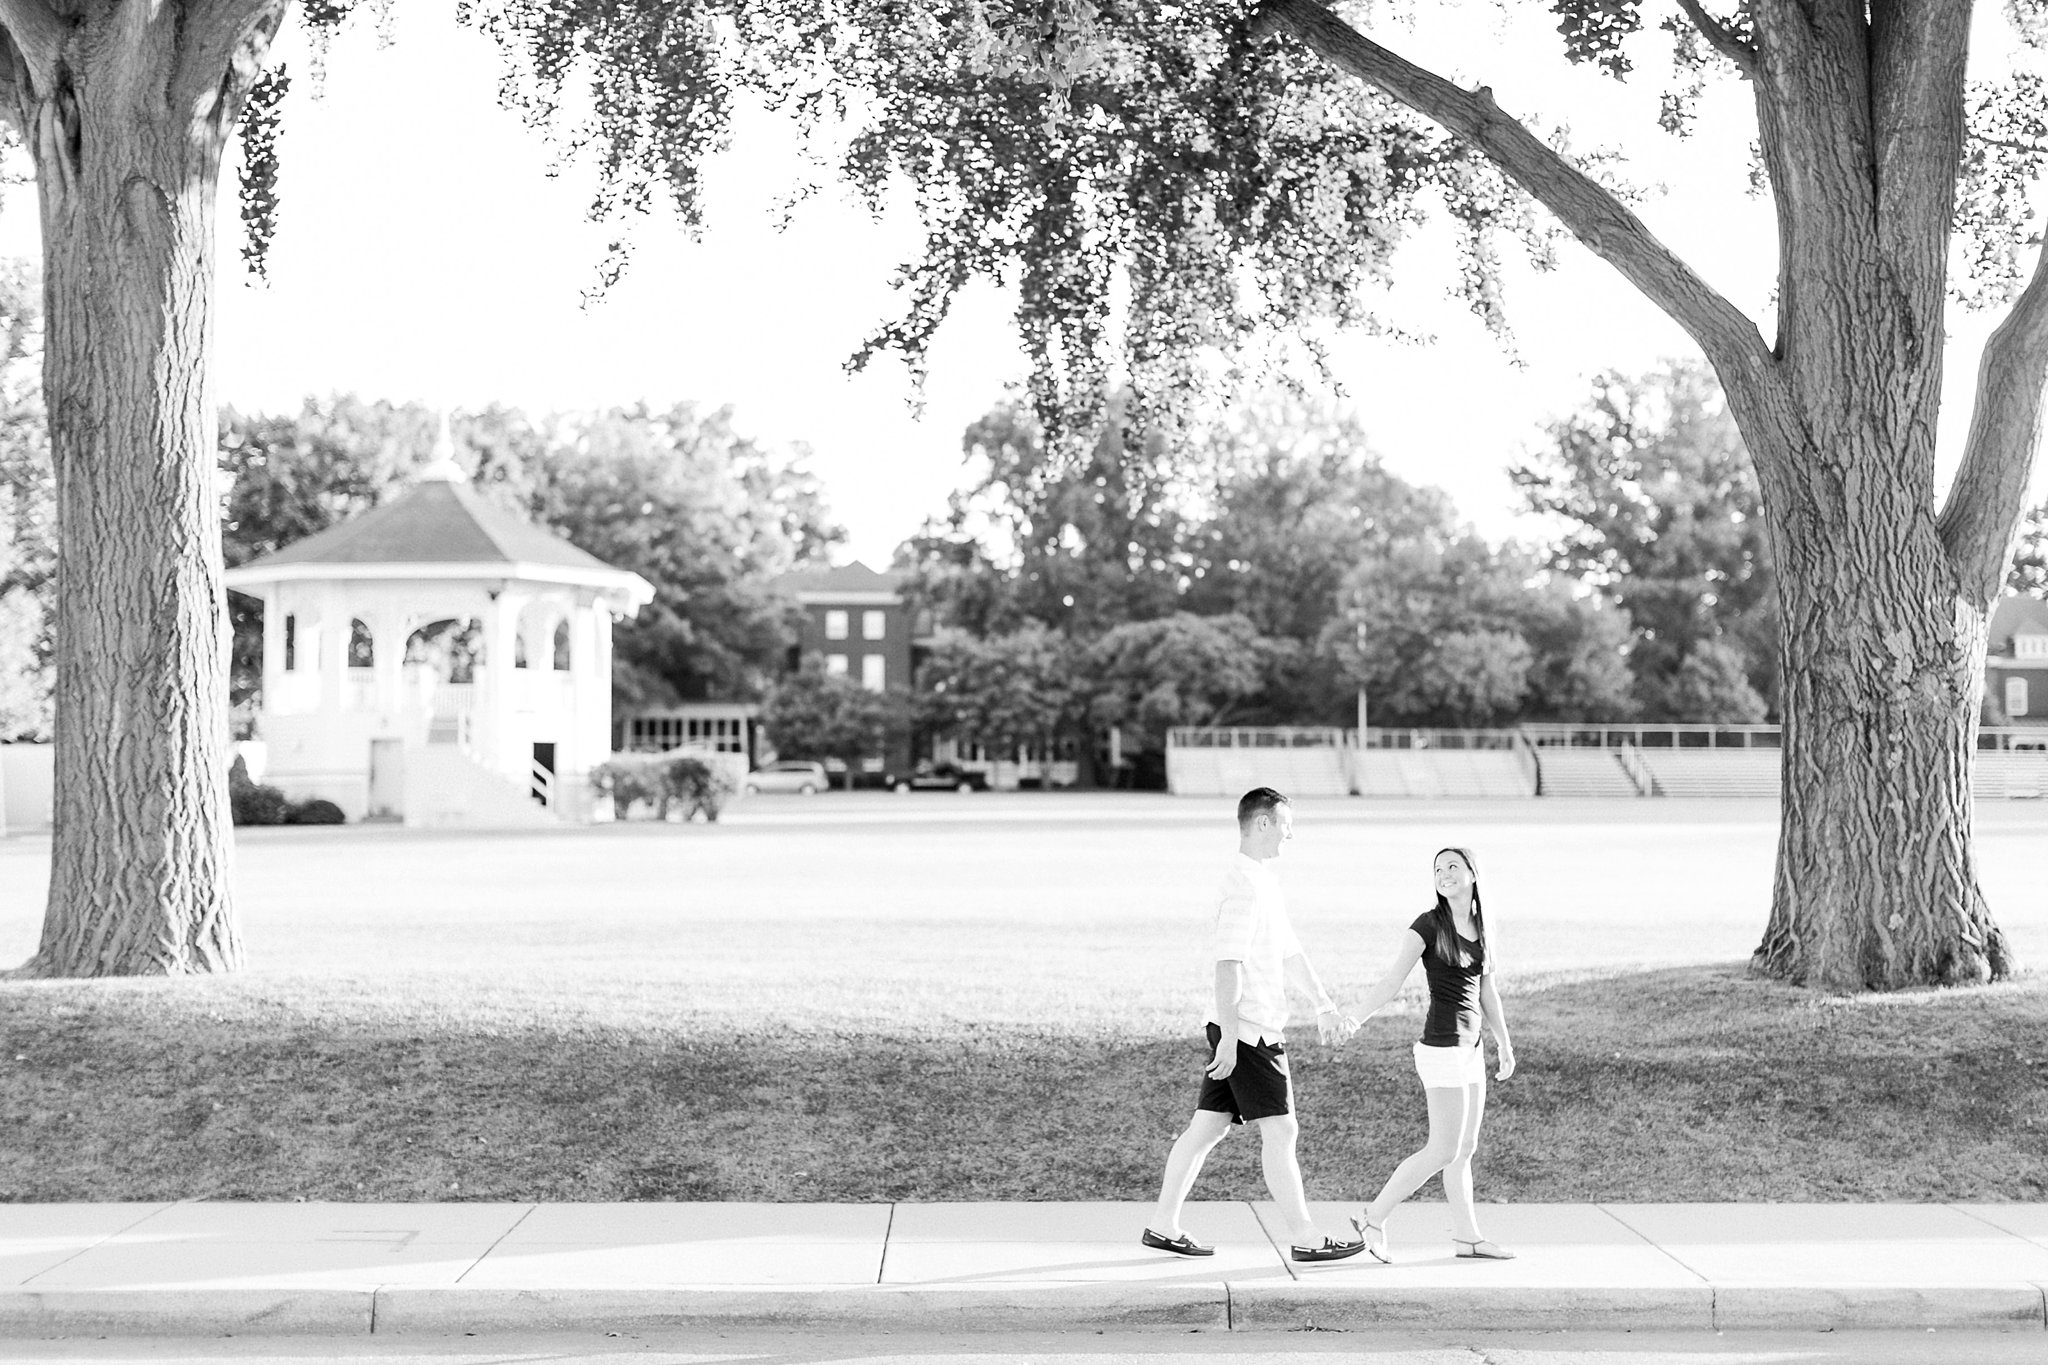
[6, 1328, 2048, 1363]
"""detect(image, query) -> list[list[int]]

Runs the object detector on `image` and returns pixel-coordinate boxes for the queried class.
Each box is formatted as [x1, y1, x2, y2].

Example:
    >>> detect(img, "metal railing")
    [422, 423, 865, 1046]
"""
[1168, 727, 1348, 748]
[1359, 727, 1521, 751]
[1616, 742, 1661, 796]
[1518, 723, 1783, 749]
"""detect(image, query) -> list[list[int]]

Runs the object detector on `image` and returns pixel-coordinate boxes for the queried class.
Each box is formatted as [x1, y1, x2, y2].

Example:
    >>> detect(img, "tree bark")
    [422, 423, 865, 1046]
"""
[2, 0, 285, 976]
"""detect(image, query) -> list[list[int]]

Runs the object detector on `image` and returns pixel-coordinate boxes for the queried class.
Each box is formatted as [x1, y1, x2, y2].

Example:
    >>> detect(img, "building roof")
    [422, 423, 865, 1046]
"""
[1989, 595, 2048, 654]
[223, 460, 653, 609]
[775, 560, 906, 603]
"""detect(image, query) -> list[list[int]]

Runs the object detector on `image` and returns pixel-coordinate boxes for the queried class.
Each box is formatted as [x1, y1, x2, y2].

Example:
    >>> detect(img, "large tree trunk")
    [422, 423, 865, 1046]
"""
[4, 1, 284, 976]
[1747, 434, 2017, 990]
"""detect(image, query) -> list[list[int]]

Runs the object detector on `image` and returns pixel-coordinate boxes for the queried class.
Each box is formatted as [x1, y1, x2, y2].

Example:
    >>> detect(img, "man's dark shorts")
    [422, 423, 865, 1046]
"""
[1196, 1022, 1293, 1124]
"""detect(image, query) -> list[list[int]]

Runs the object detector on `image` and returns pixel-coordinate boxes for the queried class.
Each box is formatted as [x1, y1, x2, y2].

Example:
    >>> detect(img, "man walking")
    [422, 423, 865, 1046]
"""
[1141, 787, 1364, 1262]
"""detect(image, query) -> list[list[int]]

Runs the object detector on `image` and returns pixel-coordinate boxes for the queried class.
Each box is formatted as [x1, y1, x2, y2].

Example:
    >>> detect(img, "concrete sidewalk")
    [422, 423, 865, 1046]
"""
[1, 1201, 2044, 1337]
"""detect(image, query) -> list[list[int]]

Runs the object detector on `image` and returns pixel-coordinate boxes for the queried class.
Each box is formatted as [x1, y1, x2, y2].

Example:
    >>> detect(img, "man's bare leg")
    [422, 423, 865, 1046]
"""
[1148, 1109, 1234, 1238]
[1254, 1112, 1323, 1246]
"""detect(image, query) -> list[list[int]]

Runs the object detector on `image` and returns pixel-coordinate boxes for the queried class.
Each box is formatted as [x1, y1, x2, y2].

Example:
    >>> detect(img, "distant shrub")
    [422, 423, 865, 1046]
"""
[227, 755, 292, 827]
[591, 750, 740, 823]
[287, 797, 346, 825]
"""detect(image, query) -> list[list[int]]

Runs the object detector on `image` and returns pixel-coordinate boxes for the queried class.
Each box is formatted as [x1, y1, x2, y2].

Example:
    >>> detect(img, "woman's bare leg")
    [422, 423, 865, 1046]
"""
[1440, 1073, 1487, 1242]
[1362, 1083, 1470, 1230]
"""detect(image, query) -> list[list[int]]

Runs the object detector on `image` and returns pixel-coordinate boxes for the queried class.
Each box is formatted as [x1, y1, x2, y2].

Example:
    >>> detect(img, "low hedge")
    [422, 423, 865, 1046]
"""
[590, 751, 738, 822]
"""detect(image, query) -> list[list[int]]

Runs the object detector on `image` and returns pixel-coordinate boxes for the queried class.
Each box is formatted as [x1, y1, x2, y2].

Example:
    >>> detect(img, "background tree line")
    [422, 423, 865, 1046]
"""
[902, 361, 1895, 782]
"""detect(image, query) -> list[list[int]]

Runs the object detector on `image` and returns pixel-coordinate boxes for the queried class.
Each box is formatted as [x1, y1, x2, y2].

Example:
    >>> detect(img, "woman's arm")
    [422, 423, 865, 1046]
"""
[1479, 972, 1516, 1079]
[1347, 928, 1426, 1023]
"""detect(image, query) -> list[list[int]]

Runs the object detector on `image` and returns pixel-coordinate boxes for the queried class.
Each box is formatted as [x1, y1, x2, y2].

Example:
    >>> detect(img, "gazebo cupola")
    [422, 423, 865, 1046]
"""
[224, 436, 654, 825]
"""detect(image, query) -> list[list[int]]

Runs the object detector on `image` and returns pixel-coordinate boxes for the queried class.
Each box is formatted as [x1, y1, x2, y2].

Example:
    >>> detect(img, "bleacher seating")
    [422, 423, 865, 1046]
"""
[1167, 745, 1349, 797]
[1974, 749, 2048, 800]
[1534, 749, 1640, 796]
[1353, 751, 1534, 798]
[1638, 748, 1781, 797]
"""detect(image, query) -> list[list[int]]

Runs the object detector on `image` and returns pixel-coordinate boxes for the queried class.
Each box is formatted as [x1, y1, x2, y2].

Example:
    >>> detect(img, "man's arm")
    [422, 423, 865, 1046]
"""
[1208, 960, 1244, 1078]
[1282, 951, 1346, 1042]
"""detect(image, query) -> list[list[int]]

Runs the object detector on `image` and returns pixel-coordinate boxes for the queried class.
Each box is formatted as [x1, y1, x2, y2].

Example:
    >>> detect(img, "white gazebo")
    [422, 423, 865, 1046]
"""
[224, 449, 654, 826]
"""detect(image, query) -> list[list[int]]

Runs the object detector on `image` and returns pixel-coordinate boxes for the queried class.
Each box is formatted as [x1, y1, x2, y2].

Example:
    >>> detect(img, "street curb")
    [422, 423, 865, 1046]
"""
[2, 1282, 2043, 1337]
[1227, 1284, 1715, 1332]
[0, 1289, 374, 1337]
[370, 1284, 1232, 1334]
[1709, 1284, 2048, 1331]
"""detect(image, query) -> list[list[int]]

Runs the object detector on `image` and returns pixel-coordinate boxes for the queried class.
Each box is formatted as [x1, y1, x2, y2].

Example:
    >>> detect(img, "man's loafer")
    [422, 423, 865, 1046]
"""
[1291, 1235, 1367, 1262]
[1140, 1227, 1215, 1257]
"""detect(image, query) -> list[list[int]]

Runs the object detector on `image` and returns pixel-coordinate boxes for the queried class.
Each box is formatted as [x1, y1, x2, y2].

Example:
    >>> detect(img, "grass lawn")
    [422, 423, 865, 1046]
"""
[1, 795, 2044, 1203]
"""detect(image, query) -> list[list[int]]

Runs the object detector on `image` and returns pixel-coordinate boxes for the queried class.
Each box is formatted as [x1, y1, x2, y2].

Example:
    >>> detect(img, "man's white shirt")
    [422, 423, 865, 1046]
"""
[1206, 852, 1302, 1046]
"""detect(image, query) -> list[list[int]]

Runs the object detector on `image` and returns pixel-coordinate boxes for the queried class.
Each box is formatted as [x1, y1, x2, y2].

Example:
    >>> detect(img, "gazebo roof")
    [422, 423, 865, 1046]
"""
[224, 459, 653, 609]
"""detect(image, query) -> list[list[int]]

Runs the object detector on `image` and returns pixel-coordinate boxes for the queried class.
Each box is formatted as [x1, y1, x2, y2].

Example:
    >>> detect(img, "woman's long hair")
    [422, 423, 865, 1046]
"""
[1429, 846, 1487, 970]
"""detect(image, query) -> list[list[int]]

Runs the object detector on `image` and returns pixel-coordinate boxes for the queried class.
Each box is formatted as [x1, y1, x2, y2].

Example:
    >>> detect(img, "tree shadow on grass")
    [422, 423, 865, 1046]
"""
[0, 962, 2042, 1203]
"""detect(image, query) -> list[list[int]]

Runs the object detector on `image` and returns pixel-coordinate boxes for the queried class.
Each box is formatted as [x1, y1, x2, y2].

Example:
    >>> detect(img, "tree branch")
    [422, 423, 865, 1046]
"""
[1940, 238, 2048, 601]
[0, 0, 65, 90]
[168, 0, 290, 124]
[1869, 0, 1970, 298]
[1673, 0, 1758, 80]
[1252, 0, 1774, 382]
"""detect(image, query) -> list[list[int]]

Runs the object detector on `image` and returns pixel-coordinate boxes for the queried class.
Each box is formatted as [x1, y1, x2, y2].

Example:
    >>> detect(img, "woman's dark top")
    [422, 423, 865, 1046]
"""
[1410, 910, 1486, 1047]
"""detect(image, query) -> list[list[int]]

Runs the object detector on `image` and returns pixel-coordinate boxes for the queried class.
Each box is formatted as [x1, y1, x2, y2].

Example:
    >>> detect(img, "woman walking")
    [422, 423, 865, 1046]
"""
[1345, 847, 1517, 1262]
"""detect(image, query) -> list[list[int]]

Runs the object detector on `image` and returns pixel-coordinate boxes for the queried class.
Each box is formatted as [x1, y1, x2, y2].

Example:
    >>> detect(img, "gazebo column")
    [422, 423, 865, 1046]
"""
[371, 607, 407, 716]
[482, 586, 531, 783]
[259, 588, 285, 719]
[318, 584, 349, 722]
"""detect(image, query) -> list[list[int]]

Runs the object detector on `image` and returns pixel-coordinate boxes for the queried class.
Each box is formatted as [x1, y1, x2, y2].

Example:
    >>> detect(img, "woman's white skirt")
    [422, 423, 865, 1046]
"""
[1412, 1040, 1485, 1089]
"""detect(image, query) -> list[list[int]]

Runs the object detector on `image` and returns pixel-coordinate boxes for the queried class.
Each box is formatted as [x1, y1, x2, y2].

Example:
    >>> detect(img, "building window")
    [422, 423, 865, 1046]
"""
[2020, 633, 2048, 660]
[283, 615, 297, 672]
[825, 653, 849, 676]
[862, 610, 886, 640]
[348, 619, 375, 668]
[2009, 676, 2031, 718]
[825, 609, 849, 640]
[514, 630, 529, 669]
[862, 654, 886, 692]
[553, 620, 572, 671]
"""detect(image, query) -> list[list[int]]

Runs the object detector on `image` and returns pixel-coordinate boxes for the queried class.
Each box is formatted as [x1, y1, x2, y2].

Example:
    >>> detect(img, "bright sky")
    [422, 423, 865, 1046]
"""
[0, 1, 2039, 565]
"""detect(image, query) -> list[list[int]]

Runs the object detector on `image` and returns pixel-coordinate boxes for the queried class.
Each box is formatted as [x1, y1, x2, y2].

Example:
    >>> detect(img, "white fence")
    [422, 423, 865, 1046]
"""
[1164, 725, 2048, 799]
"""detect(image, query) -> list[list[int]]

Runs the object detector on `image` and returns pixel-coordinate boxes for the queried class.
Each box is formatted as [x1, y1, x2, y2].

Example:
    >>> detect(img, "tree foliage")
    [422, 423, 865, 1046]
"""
[917, 622, 1084, 753]
[1513, 362, 1777, 720]
[0, 261, 51, 742]
[1084, 611, 1267, 751]
[758, 664, 910, 789]
[2011, 499, 2048, 597]
[458, 0, 1532, 444]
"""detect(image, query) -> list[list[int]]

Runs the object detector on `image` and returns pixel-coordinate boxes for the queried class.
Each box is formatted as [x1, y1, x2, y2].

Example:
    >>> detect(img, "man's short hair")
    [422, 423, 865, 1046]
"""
[1237, 787, 1290, 829]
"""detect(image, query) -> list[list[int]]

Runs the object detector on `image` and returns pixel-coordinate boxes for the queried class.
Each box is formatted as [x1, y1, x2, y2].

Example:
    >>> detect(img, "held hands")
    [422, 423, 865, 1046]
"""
[1316, 1007, 1362, 1046]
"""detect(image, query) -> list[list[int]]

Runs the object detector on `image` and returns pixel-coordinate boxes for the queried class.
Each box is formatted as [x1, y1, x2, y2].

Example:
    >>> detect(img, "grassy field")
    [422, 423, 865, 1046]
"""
[1, 795, 2044, 1203]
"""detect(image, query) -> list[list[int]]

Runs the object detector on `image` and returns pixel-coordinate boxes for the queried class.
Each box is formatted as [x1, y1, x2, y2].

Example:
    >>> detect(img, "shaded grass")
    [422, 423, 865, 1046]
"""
[2, 963, 2044, 1203]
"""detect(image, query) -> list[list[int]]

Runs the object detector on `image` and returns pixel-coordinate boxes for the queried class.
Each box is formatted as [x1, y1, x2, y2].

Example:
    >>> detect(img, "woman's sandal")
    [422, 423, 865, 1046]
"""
[1453, 1237, 1516, 1260]
[1349, 1213, 1392, 1264]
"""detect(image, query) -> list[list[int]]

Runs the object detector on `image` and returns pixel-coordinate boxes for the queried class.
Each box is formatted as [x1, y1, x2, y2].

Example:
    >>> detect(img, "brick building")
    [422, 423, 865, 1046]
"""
[775, 560, 917, 779]
[1987, 594, 2048, 728]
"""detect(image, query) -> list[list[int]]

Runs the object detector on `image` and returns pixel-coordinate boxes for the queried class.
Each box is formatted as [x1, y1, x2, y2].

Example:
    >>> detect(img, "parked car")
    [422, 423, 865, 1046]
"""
[893, 762, 989, 793]
[743, 760, 829, 795]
